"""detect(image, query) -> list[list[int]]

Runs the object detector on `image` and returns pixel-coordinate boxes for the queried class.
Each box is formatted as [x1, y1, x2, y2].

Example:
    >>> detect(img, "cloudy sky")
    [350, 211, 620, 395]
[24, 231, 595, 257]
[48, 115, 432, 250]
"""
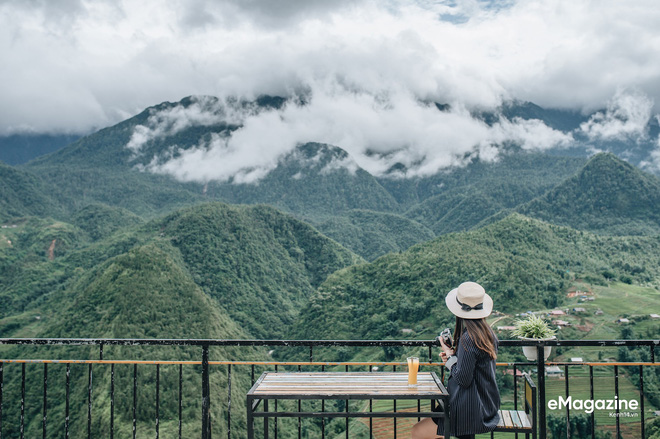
[2, 0, 660, 179]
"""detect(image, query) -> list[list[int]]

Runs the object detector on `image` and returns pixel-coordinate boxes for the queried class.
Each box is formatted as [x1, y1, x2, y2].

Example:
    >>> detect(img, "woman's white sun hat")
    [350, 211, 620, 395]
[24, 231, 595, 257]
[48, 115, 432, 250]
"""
[445, 281, 493, 319]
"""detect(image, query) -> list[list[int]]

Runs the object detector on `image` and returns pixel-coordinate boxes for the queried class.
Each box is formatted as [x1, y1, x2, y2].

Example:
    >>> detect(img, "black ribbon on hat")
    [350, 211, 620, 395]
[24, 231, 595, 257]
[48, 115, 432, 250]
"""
[457, 297, 483, 312]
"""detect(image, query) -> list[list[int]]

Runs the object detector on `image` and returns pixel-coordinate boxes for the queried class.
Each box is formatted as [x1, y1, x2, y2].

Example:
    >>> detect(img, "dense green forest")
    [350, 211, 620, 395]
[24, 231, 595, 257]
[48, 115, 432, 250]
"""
[296, 214, 660, 342]
[1, 202, 359, 338]
[519, 153, 660, 235]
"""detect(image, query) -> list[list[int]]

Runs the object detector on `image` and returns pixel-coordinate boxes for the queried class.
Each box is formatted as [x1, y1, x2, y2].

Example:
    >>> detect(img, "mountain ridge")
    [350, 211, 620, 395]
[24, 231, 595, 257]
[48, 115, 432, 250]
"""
[295, 213, 660, 343]
[519, 152, 660, 235]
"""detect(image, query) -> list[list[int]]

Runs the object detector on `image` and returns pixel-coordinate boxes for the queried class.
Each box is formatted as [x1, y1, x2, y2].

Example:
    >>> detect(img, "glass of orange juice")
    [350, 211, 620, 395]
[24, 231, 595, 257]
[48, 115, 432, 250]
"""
[407, 356, 419, 387]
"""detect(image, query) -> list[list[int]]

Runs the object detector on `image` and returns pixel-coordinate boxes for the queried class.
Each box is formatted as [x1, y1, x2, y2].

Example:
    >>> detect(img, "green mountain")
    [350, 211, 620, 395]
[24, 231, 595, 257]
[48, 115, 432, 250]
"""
[71, 203, 144, 241]
[295, 214, 660, 342]
[209, 143, 400, 219]
[403, 153, 586, 234]
[12, 95, 658, 262]
[22, 98, 218, 217]
[519, 153, 660, 235]
[150, 202, 361, 337]
[17, 96, 589, 259]
[46, 241, 250, 339]
[19, 98, 405, 256]
[316, 209, 434, 261]
[0, 217, 89, 318]
[0, 202, 360, 337]
[0, 161, 68, 221]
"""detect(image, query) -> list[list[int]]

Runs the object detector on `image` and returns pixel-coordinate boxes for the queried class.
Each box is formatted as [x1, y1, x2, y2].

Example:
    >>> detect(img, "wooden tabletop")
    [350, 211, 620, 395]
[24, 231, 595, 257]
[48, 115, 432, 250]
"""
[248, 372, 447, 399]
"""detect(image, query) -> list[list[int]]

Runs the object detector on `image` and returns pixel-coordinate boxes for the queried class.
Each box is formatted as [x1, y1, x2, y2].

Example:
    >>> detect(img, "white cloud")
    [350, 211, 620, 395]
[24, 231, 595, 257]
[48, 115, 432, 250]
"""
[492, 117, 574, 151]
[137, 82, 574, 183]
[579, 89, 654, 141]
[2, 0, 660, 135]
[126, 96, 246, 152]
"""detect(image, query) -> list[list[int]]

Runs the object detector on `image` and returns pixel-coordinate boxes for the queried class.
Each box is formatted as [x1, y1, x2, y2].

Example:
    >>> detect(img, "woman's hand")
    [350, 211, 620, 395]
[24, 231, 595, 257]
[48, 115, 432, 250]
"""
[438, 337, 455, 361]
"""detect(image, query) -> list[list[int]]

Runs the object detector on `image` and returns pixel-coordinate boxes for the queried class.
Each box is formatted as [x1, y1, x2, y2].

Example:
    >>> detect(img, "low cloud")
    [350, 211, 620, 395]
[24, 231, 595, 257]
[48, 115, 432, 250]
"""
[127, 96, 247, 152]
[135, 82, 575, 183]
[2, 1, 660, 135]
[580, 89, 654, 141]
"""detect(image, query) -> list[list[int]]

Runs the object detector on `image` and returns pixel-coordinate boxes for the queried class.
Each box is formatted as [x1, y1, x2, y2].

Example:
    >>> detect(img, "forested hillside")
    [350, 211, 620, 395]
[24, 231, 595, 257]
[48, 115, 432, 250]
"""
[150, 203, 361, 337]
[0, 162, 69, 221]
[519, 153, 660, 235]
[295, 214, 660, 343]
[0, 202, 360, 338]
[402, 153, 586, 234]
[316, 209, 435, 261]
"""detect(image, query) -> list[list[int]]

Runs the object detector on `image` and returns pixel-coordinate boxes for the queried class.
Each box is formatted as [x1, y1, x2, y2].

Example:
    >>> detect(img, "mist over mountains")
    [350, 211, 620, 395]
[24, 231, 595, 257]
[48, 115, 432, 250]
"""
[1, 95, 659, 260]
[2, 94, 660, 337]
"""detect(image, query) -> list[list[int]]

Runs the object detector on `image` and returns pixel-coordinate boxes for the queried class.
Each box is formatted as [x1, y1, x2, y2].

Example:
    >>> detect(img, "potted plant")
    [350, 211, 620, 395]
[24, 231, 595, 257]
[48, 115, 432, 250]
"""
[512, 314, 557, 361]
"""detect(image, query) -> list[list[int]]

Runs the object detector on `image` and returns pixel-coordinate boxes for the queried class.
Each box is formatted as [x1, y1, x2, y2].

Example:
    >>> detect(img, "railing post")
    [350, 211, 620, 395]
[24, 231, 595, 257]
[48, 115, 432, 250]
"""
[43, 363, 47, 439]
[202, 344, 211, 439]
[614, 365, 620, 439]
[0, 361, 3, 439]
[640, 365, 645, 439]
[536, 343, 546, 439]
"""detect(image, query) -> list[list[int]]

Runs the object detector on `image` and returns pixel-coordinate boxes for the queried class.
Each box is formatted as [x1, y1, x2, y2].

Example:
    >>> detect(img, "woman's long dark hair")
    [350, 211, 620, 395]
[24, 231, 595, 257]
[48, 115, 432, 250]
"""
[454, 316, 498, 360]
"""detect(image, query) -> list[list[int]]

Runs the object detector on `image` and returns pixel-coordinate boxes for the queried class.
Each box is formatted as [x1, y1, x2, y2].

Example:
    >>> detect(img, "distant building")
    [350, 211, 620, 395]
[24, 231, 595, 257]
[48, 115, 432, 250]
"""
[503, 369, 525, 377]
[594, 310, 604, 315]
[401, 328, 413, 334]
[617, 318, 630, 324]
[572, 307, 586, 313]
[552, 320, 570, 327]
[650, 314, 660, 319]
[546, 366, 563, 377]
[549, 310, 565, 316]
[571, 357, 583, 363]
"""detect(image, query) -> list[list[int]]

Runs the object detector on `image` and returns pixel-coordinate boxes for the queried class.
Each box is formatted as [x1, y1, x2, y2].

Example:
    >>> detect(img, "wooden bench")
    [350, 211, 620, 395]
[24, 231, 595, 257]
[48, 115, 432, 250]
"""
[494, 373, 537, 438]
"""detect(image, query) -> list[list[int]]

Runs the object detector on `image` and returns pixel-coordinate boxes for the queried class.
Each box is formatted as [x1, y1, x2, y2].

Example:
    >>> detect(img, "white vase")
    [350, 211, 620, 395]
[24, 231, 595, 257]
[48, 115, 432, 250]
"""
[519, 336, 555, 361]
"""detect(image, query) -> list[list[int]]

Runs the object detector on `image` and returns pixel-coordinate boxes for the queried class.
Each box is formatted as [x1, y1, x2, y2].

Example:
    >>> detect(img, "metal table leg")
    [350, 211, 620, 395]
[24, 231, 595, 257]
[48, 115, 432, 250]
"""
[247, 396, 254, 439]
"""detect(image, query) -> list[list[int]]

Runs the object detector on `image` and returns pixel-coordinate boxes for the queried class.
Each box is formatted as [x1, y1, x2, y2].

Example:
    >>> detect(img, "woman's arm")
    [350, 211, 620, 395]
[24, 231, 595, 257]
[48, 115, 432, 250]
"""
[446, 333, 478, 388]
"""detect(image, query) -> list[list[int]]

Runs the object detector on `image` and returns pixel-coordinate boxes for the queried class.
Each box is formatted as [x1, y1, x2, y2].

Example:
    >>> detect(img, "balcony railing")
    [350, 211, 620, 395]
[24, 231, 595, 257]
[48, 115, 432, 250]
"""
[0, 338, 657, 439]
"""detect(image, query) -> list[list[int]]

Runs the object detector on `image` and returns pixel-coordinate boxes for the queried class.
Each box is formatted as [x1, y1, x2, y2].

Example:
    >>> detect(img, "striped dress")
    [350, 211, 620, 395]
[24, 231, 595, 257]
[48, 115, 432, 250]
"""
[435, 329, 500, 438]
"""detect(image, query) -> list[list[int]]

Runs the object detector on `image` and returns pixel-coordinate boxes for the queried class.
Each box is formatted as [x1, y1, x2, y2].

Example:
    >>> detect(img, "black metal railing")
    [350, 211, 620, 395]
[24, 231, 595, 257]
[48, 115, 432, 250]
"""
[0, 338, 657, 439]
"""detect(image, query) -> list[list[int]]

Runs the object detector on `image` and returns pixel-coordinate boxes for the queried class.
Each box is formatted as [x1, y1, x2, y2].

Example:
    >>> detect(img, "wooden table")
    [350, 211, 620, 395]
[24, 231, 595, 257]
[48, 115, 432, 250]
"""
[246, 372, 450, 438]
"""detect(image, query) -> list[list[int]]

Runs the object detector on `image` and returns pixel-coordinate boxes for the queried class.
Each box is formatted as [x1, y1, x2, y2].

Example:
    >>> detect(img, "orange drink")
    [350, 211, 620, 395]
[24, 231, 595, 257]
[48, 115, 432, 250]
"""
[407, 356, 419, 386]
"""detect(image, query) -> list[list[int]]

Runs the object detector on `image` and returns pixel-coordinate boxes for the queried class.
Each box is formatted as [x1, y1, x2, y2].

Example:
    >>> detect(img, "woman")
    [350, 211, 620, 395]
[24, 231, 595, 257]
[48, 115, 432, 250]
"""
[412, 282, 500, 439]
